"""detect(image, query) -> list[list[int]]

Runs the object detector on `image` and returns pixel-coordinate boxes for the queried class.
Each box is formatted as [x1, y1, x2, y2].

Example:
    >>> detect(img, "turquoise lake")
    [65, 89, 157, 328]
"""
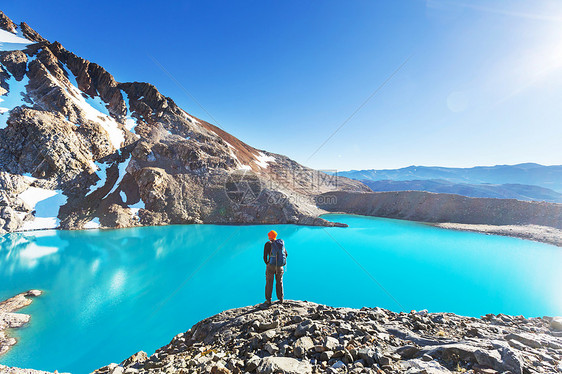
[1, 214, 561, 373]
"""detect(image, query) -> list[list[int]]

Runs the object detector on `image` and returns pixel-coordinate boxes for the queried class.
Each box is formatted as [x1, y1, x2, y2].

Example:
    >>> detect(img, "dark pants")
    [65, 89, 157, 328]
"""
[265, 264, 284, 302]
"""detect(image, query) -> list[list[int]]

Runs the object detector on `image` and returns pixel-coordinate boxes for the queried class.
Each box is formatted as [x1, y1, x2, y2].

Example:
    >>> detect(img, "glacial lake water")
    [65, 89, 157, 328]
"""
[1, 214, 561, 373]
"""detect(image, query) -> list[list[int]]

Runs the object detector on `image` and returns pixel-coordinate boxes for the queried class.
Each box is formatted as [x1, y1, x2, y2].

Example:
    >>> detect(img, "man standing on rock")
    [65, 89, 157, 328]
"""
[264, 230, 287, 305]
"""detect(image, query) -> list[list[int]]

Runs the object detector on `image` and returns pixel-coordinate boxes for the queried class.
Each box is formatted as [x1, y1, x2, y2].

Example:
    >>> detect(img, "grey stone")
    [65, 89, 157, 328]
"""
[121, 351, 148, 367]
[473, 349, 502, 369]
[401, 358, 452, 374]
[379, 355, 392, 366]
[258, 321, 278, 331]
[497, 346, 524, 374]
[394, 345, 421, 359]
[320, 350, 334, 361]
[332, 360, 346, 370]
[295, 322, 310, 338]
[294, 336, 314, 353]
[294, 346, 306, 358]
[550, 317, 562, 331]
[504, 332, 542, 348]
[264, 342, 278, 355]
[357, 347, 377, 367]
[256, 357, 312, 374]
[261, 329, 277, 342]
[245, 355, 260, 371]
[324, 336, 339, 351]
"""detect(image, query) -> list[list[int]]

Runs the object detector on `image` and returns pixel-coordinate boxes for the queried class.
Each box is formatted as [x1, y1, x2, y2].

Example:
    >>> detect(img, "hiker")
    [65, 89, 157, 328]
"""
[264, 230, 287, 305]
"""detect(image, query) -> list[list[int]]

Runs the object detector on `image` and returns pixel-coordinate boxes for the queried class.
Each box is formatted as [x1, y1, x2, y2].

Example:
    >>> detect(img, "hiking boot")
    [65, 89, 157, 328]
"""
[278, 299, 284, 304]
[264, 300, 272, 306]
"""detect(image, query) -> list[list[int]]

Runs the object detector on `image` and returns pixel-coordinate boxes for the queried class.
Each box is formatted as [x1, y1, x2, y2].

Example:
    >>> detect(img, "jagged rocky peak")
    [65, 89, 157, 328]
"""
[0, 10, 369, 235]
[0, 11, 45, 44]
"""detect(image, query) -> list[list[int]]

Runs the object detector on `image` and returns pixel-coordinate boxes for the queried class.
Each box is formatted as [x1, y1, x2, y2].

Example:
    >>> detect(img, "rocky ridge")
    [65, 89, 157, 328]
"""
[87, 300, 562, 374]
[0, 11, 368, 235]
[317, 191, 562, 246]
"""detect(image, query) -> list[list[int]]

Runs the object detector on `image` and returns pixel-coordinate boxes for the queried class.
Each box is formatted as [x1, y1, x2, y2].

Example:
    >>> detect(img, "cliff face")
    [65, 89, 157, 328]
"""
[317, 191, 562, 229]
[0, 11, 369, 234]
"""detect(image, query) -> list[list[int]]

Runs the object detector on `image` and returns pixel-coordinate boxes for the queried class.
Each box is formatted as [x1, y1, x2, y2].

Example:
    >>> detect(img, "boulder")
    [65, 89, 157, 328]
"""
[256, 357, 312, 374]
[257, 321, 278, 331]
[504, 332, 542, 348]
[395, 345, 421, 359]
[294, 321, 310, 338]
[261, 329, 277, 342]
[324, 336, 339, 351]
[402, 358, 452, 374]
[294, 336, 314, 358]
[332, 361, 346, 370]
[264, 342, 278, 355]
[550, 317, 562, 331]
[357, 347, 377, 367]
[245, 355, 260, 371]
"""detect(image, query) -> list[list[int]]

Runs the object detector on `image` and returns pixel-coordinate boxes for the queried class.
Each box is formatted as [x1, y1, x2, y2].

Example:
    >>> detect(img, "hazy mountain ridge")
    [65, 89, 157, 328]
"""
[338, 163, 562, 193]
[360, 179, 562, 203]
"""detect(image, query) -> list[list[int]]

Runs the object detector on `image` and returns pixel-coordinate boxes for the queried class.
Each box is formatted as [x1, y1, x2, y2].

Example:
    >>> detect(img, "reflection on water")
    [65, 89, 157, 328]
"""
[0, 216, 561, 373]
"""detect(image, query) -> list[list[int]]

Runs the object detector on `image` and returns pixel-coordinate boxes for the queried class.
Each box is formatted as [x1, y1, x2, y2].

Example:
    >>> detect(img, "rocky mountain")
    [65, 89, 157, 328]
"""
[0, 11, 368, 234]
[338, 164, 562, 193]
[359, 180, 562, 204]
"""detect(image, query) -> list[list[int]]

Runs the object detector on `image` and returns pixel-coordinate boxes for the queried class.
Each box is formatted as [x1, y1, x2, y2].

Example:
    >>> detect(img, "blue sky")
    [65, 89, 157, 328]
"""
[3, 0, 562, 170]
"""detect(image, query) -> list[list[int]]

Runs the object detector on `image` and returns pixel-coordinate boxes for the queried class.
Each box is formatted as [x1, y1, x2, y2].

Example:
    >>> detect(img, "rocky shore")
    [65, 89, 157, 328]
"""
[85, 300, 562, 374]
[431, 223, 562, 247]
[317, 191, 562, 247]
[0, 290, 41, 356]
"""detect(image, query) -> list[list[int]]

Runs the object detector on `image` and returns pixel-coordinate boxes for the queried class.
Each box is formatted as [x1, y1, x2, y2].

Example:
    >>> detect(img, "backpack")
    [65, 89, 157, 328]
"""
[269, 239, 286, 266]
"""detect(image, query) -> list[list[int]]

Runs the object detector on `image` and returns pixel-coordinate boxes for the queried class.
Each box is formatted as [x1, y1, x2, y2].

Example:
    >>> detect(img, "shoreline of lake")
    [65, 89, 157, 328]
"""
[430, 222, 562, 247]
[8, 211, 561, 248]
[0, 290, 42, 358]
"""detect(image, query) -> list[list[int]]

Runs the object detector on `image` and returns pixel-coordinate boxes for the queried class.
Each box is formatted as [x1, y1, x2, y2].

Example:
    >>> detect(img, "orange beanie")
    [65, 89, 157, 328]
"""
[268, 230, 277, 240]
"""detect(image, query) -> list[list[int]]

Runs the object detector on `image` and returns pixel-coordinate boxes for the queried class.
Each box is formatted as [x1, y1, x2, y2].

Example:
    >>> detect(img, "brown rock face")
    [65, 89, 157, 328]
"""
[0, 11, 17, 34]
[0, 11, 369, 234]
[0, 11, 46, 42]
[0, 50, 27, 81]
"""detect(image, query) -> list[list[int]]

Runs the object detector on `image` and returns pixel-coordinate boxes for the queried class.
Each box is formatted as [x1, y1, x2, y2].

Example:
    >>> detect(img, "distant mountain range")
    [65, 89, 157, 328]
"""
[337, 164, 562, 203]
[359, 179, 562, 203]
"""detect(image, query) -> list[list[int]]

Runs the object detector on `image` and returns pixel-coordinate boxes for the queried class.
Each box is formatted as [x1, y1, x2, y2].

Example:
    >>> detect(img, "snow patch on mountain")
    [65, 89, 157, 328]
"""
[0, 28, 32, 51]
[87, 161, 110, 195]
[0, 73, 31, 129]
[120, 89, 138, 134]
[129, 198, 145, 219]
[181, 109, 200, 125]
[223, 141, 251, 170]
[84, 217, 100, 229]
[17, 187, 67, 231]
[108, 155, 132, 195]
[254, 152, 275, 169]
[57, 63, 125, 149]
